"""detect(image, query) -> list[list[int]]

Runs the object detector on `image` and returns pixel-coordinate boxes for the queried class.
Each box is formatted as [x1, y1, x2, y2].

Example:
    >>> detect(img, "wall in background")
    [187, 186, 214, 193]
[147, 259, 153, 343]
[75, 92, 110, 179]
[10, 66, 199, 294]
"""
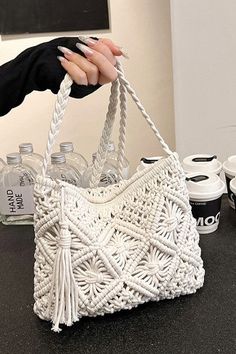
[171, 0, 236, 162]
[0, 0, 175, 173]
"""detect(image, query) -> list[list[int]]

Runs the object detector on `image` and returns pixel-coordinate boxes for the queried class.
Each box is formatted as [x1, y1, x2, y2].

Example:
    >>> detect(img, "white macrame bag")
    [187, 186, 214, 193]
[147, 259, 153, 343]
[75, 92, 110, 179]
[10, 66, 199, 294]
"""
[33, 62, 205, 332]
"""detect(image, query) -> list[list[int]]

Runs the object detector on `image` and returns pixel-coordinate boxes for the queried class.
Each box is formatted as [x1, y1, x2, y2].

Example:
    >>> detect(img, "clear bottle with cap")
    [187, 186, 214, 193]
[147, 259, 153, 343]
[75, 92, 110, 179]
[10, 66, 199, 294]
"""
[47, 152, 81, 186]
[106, 141, 130, 179]
[59, 142, 88, 175]
[0, 158, 6, 222]
[0, 158, 5, 171]
[82, 153, 119, 188]
[19, 143, 43, 175]
[0, 153, 36, 225]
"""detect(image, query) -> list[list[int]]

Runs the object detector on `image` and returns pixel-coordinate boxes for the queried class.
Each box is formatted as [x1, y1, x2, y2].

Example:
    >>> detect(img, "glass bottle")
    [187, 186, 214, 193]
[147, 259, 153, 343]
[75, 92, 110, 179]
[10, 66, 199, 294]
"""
[82, 153, 119, 188]
[47, 152, 81, 186]
[0, 158, 6, 222]
[0, 158, 5, 171]
[106, 141, 130, 179]
[19, 143, 43, 175]
[59, 142, 88, 175]
[0, 153, 35, 225]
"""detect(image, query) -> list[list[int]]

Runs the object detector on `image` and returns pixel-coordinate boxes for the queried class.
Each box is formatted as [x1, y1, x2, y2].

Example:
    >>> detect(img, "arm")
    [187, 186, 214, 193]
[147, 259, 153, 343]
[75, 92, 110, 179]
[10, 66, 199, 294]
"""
[0, 37, 121, 117]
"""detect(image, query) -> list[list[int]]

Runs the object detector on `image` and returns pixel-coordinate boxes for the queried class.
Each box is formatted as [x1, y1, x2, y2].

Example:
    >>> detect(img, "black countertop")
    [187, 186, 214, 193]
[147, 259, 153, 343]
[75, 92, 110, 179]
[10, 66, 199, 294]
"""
[0, 195, 236, 354]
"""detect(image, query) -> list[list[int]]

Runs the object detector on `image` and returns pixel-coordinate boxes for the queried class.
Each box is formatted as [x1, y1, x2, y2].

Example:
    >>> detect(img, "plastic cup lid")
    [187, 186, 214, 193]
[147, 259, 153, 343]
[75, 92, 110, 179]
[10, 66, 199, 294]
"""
[137, 156, 163, 172]
[223, 155, 236, 176]
[182, 154, 222, 174]
[230, 177, 236, 195]
[186, 172, 225, 200]
[140, 156, 163, 165]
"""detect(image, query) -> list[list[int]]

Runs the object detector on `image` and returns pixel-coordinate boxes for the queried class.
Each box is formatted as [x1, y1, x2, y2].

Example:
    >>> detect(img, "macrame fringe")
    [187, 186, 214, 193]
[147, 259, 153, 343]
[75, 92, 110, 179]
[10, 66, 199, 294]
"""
[50, 187, 78, 332]
[51, 244, 78, 332]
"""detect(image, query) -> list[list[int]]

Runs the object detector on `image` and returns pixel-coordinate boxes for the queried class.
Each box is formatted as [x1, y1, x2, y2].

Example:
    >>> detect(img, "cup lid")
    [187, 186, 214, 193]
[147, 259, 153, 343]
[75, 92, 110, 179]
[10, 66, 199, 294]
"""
[137, 156, 163, 172]
[223, 155, 236, 176]
[141, 156, 163, 165]
[230, 177, 236, 194]
[182, 154, 222, 174]
[186, 172, 225, 200]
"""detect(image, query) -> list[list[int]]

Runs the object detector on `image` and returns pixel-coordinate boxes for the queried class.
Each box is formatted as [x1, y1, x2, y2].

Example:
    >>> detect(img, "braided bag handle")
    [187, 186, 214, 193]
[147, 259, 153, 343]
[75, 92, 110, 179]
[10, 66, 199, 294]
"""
[41, 62, 173, 177]
[89, 61, 128, 187]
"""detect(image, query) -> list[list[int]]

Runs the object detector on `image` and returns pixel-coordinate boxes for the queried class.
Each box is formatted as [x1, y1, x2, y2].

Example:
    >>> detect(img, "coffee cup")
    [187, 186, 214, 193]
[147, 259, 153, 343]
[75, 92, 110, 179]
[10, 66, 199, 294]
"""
[186, 173, 225, 234]
[183, 154, 222, 175]
[137, 156, 163, 172]
[223, 155, 236, 209]
[230, 177, 236, 210]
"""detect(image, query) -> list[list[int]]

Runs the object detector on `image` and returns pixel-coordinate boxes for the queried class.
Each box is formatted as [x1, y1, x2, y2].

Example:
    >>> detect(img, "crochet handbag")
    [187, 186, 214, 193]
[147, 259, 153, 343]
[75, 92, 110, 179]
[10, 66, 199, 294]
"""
[33, 61, 205, 332]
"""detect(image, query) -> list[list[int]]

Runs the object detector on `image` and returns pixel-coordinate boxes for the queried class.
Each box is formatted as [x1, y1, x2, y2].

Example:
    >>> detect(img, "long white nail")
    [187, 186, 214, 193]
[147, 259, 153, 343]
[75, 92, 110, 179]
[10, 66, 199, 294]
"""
[57, 56, 67, 63]
[78, 35, 97, 46]
[76, 43, 93, 56]
[120, 49, 129, 59]
[57, 46, 73, 55]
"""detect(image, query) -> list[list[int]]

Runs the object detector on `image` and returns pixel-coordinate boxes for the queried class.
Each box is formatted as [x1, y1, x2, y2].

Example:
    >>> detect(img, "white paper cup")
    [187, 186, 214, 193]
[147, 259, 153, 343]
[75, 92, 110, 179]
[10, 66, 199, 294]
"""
[183, 154, 222, 175]
[137, 156, 163, 172]
[223, 155, 236, 209]
[186, 173, 225, 234]
[230, 177, 236, 210]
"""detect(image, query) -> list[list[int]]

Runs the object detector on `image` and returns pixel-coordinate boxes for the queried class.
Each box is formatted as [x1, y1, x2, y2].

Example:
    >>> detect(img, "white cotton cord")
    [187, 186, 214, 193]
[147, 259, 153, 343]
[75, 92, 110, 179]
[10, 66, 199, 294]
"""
[34, 63, 205, 333]
[89, 79, 119, 188]
[116, 68, 173, 156]
[48, 187, 78, 332]
[116, 61, 128, 180]
[42, 74, 73, 176]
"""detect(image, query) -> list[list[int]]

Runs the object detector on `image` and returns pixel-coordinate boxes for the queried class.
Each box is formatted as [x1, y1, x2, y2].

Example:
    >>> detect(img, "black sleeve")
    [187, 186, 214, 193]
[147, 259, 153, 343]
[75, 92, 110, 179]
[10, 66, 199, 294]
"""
[0, 37, 101, 117]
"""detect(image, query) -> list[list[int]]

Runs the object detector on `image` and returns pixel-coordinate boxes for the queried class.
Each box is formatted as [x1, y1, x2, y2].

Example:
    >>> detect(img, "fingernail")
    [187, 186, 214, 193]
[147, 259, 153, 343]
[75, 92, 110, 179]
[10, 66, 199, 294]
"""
[115, 45, 129, 59]
[76, 43, 93, 56]
[120, 49, 129, 59]
[78, 35, 97, 46]
[57, 56, 67, 63]
[57, 46, 73, 55]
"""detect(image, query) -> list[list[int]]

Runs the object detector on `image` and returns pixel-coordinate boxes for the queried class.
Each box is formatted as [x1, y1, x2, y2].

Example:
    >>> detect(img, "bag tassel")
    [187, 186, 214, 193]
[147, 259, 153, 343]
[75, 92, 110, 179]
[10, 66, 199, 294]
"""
[49, 187, 78, 332]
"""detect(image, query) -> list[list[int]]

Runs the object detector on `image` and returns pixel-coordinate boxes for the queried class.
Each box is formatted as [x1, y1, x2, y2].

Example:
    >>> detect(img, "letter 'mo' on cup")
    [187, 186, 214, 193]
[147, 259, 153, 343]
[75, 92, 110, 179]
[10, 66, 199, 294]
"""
[186, 173, 225, 234]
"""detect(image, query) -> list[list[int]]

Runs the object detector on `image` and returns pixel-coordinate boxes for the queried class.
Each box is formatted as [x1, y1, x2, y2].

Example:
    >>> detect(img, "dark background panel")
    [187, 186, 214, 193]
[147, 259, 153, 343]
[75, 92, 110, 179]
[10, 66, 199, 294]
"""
[0, 0, 109, 35]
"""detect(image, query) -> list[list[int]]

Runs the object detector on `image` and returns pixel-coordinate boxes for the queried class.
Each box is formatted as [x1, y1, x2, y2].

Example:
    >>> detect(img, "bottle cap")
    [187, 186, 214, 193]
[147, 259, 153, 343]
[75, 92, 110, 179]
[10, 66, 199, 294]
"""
[186, 172, 225, 200]
[51, 153, 66, 164]
[19, 143, 33, 154]
[182, 154, 222, 175]
[7, 153, 22, 165]
[223, 155, 236, 177]
[60, 142, 74, 153]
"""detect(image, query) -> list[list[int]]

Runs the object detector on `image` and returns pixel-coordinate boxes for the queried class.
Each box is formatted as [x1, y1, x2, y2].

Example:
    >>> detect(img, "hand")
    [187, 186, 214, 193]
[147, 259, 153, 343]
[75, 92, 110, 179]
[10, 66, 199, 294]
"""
[57, 37, 123, 85]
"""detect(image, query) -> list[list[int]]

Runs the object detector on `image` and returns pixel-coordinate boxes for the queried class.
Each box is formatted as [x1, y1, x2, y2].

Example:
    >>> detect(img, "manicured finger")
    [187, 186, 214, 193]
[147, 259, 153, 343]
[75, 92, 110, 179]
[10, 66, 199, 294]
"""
[98, 38, 123, 56]
[78, 37, 116, 65]
[58, 46, 99, 85]
[57, 56, 88, 85]
[78, 36, 123, 57]
[76, 43, 118, 83]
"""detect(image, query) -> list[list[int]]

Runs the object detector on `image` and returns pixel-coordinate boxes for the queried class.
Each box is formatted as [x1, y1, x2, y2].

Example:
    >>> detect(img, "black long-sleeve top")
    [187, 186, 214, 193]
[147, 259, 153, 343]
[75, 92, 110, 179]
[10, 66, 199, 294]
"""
[0, 37, 100, 117]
